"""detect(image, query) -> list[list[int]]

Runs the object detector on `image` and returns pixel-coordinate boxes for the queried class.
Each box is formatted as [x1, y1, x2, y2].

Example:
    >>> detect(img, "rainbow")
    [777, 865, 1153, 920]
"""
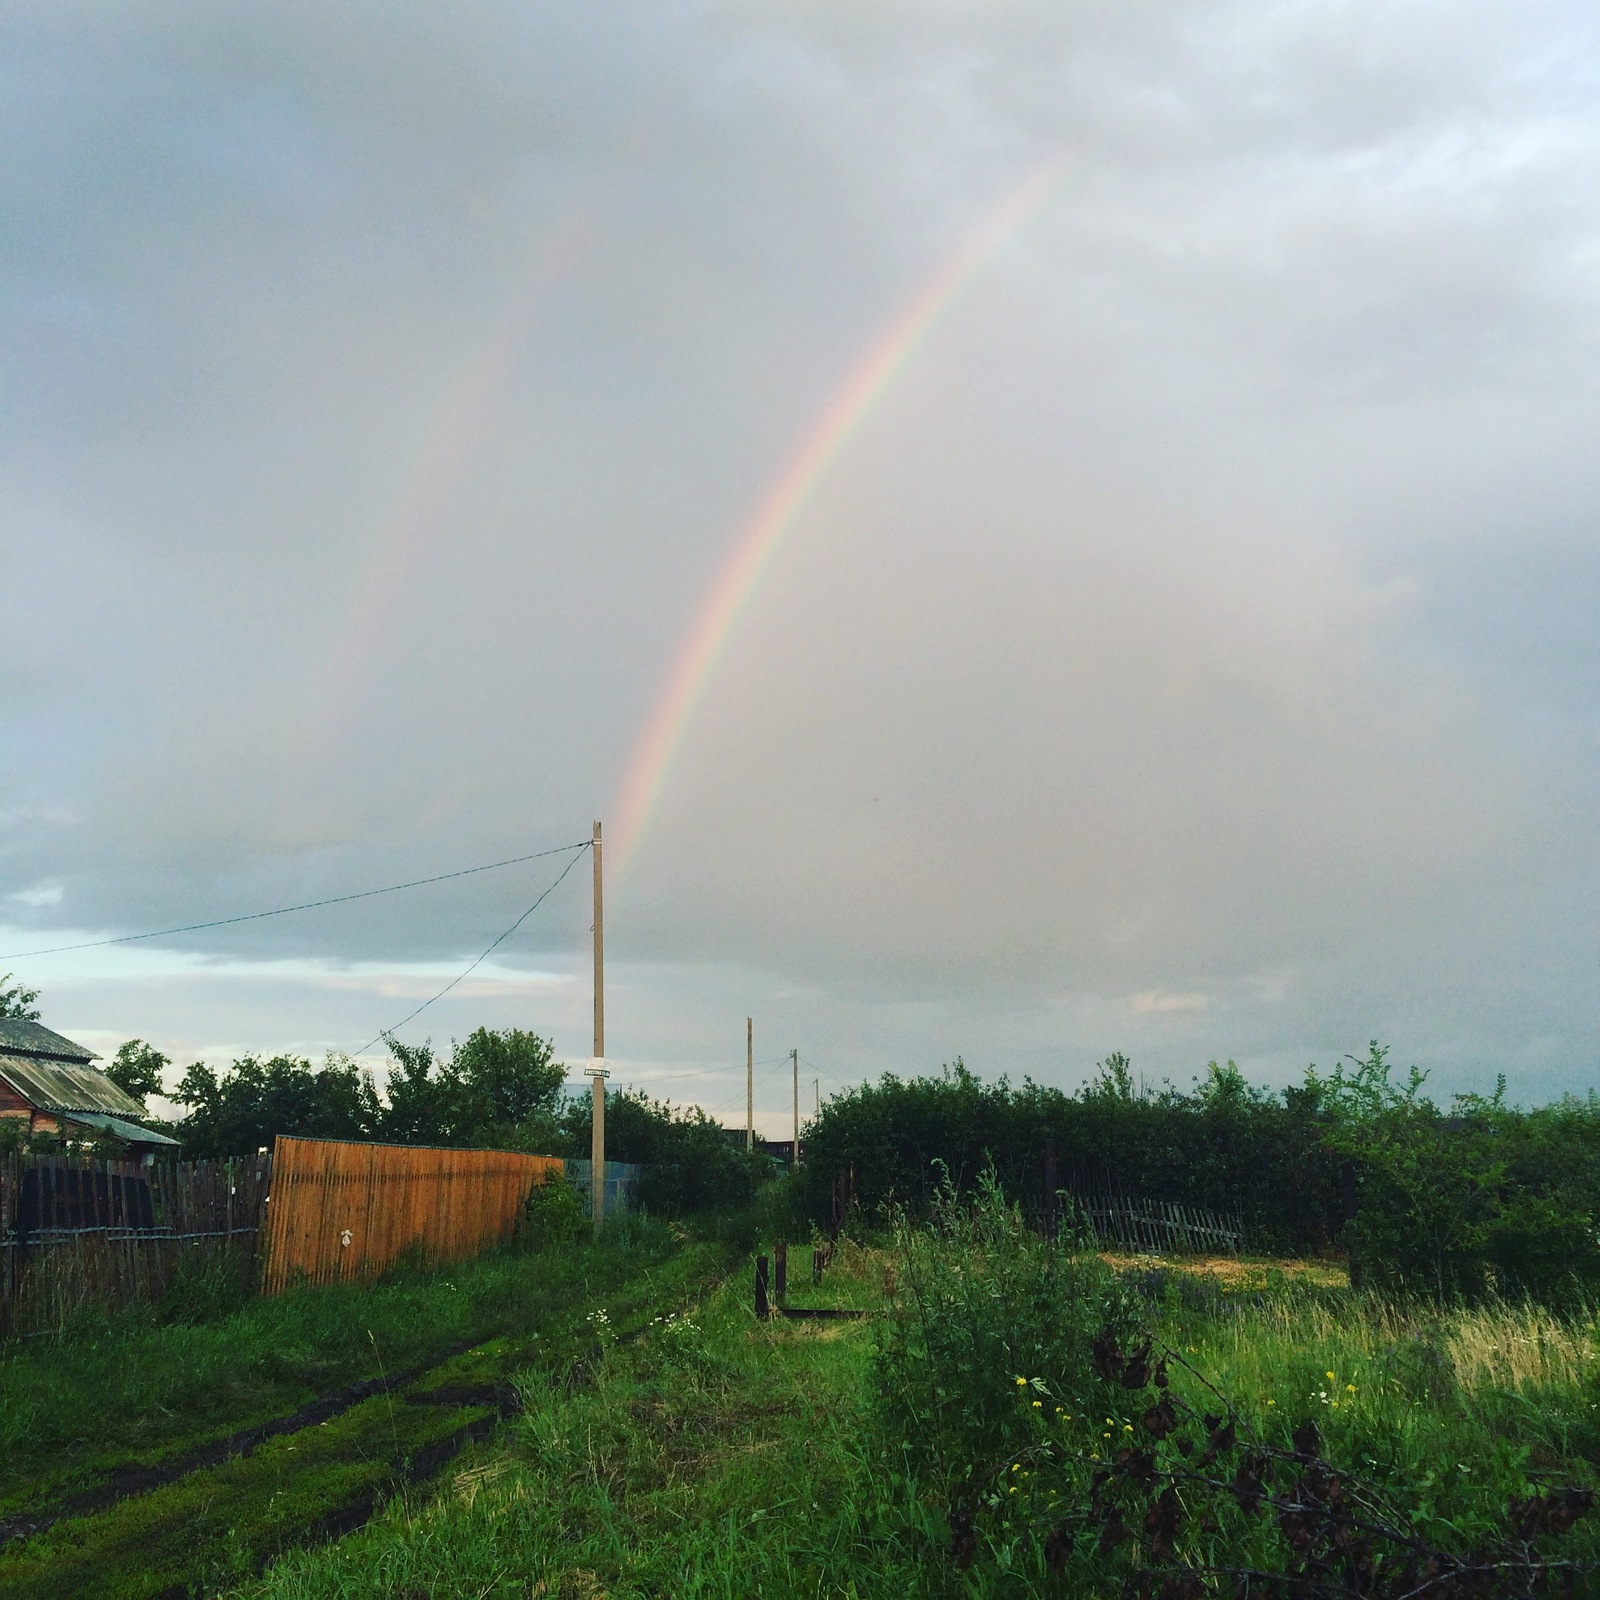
[313, 207, 595, 751]
[610, 160, 1063, 876]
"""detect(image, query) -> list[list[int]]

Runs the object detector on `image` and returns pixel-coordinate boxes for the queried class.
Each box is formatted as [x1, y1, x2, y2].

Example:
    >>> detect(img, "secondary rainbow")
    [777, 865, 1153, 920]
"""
[610, 161, 1063, 876]
[314, 206, 594, 752]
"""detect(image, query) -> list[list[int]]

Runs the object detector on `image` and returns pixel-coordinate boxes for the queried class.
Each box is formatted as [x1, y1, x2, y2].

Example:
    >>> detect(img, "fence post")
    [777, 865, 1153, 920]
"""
[774, 1241, 787, 1304]
[1042, 1136, 1057, 1242]
[754, 1254, 770, 1320]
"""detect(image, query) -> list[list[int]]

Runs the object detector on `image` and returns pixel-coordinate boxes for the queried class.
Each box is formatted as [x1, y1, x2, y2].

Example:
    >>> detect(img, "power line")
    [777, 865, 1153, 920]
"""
[356, 845, 591, 1055]
[0, 840, 593, 962]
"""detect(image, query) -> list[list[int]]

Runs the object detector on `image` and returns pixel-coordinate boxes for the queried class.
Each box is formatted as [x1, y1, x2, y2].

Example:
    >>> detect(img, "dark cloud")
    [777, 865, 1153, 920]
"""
[3, 2, 1597, 1103]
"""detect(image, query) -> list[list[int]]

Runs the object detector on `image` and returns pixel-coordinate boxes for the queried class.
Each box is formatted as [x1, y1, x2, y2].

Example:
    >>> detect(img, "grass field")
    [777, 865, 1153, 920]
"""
[0, 1217, 731, 1599]
[7, 1208, 1599, 1598]
[235, 1233, 1600, 1599]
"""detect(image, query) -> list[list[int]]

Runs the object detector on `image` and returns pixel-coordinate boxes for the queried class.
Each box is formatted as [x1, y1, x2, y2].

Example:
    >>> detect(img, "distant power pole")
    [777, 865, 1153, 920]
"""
[746, 1017, 753, 1152]
[814, 1078, 819, 1119]
[792, 1048, 800, 1168]
[588, 820, 606, 1237]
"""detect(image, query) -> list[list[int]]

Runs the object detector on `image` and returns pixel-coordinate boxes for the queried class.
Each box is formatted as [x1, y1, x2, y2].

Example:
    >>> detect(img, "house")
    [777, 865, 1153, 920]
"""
[0, 1018, 179, 1157]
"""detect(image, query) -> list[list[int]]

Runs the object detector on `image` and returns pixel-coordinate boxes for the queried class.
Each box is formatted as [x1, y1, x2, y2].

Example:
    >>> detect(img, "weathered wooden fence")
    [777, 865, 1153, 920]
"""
[0, 1152, 271, 1337]
[259, 1136, 562, 1295]
[1068, 1190, 1243, 1256]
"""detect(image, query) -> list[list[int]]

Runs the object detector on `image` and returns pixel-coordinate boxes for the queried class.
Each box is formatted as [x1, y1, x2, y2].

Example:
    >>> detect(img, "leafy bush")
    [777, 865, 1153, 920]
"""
[1319, 1044, 1600, 1305]
[562, 1089, 766, 1217]
[874, 1171, 1140, 1498]
[878, 1171, 1600, 1594]
[523, 1168, 584, 1247]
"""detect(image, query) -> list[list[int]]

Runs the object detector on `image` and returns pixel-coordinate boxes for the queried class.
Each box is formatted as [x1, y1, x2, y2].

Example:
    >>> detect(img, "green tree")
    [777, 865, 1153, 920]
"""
[447, 1026, 565, 1140]
[107, 1039, 169, 1105]
[378, 1038, 449, 1145]
[561, 1087, 764, 1215]
[0, 974, 41, 1021]
[375, 1027, 566, 1148]
[172, 1053, 381, 1157]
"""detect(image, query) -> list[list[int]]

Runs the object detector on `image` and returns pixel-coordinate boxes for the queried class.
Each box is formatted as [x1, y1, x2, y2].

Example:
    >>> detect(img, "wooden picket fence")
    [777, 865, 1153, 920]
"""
[258, 1136, 562, 1295]
[0, 1152, 271, 1337]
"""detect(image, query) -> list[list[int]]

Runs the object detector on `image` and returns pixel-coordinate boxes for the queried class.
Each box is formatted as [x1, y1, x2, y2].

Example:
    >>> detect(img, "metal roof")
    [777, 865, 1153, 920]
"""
[65, 1111, 180, 1147]
[0, 1056, 146, 1117]
[0, 1018, 98, 1063]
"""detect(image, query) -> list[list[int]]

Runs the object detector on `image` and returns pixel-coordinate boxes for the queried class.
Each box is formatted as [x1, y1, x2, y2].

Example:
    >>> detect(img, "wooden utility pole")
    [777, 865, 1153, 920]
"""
[814, 1078, 819, 1119]
[588, 820, 606, 1237]
[746, 1017, 753, 1152]
[592, 821, 604, 1061]
[585, 1064, 609, 1237]
[792, 1048, 800, 1168]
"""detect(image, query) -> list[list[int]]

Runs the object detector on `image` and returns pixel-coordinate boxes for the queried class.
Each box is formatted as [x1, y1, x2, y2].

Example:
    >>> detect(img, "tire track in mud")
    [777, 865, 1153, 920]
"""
[0, 1338, 485, 1551]
[1, 1243, 733, 1598]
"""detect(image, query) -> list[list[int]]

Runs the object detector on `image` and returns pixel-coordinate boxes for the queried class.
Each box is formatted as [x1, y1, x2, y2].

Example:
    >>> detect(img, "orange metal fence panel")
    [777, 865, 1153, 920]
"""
[259, 1136, 562, 1295]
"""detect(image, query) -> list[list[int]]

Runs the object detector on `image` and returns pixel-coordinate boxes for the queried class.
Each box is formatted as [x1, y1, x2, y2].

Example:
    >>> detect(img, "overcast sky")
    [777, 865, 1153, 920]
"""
[2, 1, 1597, 1127]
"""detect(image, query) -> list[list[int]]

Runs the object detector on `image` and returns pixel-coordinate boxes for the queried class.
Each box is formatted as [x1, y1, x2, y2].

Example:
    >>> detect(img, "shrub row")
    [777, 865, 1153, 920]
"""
[797, 1057, 1345, 1255]
[797, 1050, 1600, 1303]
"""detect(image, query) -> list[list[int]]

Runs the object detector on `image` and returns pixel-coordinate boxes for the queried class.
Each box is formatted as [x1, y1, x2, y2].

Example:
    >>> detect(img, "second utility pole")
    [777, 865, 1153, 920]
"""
[746, 1017, 753, 1152]
[792, 1047, 800, 1168]
[585, 820, 608, 1239]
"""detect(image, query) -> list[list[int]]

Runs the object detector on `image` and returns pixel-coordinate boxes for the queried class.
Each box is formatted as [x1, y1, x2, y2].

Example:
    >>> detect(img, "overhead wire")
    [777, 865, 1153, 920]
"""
[0, 840, 593, 962]
[356, 843, 591, 1055]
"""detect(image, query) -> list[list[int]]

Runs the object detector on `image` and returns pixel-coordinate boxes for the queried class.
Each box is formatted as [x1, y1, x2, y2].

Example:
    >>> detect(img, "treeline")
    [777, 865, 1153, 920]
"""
[796, 1055, 1341, 1255]
[796, 1048, 1600, 1304]
[112, 1029, 763, 1218]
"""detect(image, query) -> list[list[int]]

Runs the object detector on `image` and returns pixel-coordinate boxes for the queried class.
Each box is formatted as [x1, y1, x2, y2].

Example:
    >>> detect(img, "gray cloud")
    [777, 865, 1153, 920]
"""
[2, 1, 1597, 1105]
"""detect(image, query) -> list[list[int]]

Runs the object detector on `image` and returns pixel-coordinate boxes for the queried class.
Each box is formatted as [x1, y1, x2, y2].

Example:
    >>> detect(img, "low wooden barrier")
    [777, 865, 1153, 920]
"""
[1069, 1191, 1243, 1256]
[259, 1136, 561, 1295]
[0, 1152, 270, 1337]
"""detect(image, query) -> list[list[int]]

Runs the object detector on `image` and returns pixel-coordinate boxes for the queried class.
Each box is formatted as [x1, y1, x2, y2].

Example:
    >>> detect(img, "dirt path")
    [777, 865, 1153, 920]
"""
[0, 1243, 728, 1600]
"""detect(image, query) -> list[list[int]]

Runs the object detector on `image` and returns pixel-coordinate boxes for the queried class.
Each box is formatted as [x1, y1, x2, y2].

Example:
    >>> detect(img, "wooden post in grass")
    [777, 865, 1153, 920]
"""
[1043, 1135, 1058, 1242]
[754, 1254, 769, 1320]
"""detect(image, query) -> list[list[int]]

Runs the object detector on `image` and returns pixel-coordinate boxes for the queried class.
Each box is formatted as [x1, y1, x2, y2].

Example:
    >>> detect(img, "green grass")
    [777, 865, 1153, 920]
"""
[235, 1242, 1600, 1600]
[0, 1227, 731, 1600]
[0, 1215, 684, 1525]
[240, 1241, 918, 1599]
[1166, 1285, 1600, 1532]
